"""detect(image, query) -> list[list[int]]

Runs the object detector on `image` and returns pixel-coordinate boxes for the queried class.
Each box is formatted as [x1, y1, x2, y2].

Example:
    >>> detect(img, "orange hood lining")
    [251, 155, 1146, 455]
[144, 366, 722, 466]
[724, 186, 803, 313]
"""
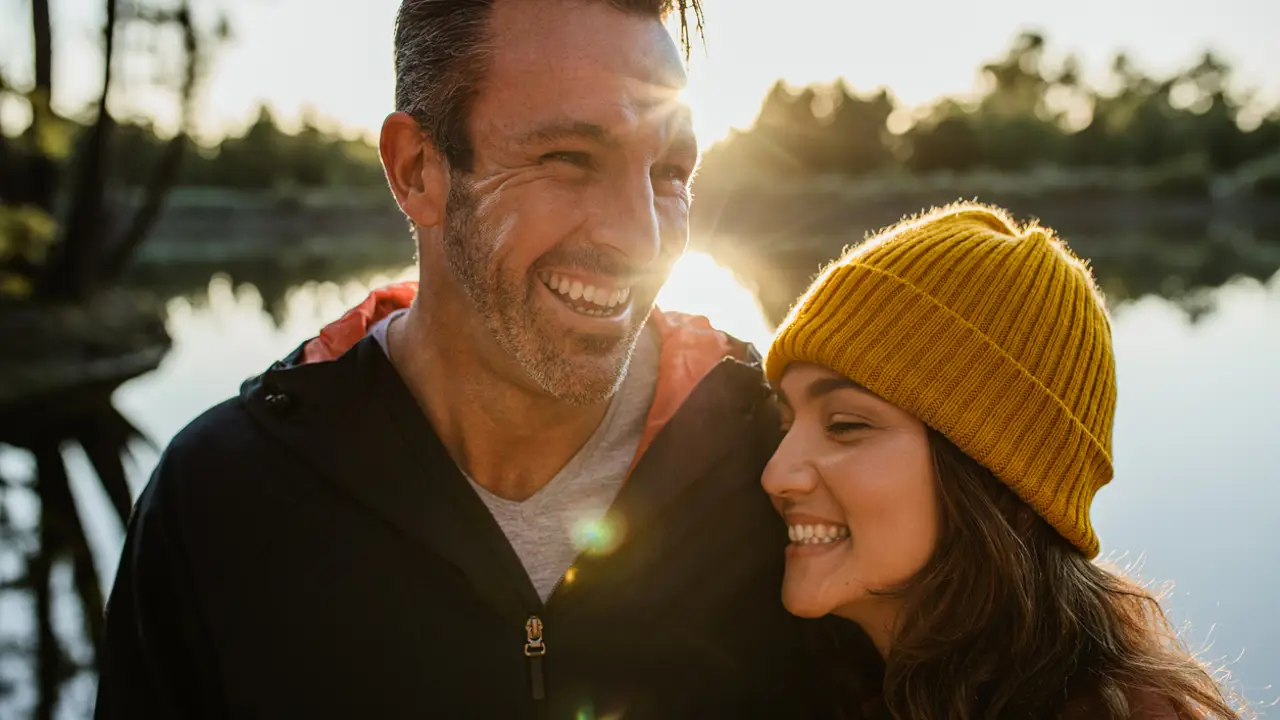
[300, 282, 742, 469]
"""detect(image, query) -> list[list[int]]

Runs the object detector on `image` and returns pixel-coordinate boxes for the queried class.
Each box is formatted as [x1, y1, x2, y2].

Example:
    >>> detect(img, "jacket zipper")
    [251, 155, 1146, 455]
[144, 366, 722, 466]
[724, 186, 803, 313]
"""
[524, 615, 547, 700]
[524, 569, 572, 701]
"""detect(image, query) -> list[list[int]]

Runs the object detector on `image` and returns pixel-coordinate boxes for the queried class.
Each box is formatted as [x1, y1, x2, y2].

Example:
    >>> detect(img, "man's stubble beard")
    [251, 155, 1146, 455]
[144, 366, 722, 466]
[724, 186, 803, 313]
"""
[440, 173, 647, 407]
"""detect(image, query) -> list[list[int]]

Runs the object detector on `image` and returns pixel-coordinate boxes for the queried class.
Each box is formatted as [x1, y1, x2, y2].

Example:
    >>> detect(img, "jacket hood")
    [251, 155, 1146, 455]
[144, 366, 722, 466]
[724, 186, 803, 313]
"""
[286, 281, 760, 465]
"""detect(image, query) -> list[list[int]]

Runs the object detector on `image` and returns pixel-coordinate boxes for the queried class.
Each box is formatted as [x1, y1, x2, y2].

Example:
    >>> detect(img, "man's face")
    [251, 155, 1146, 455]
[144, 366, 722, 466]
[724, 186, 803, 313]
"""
[441, 0, 696, 406]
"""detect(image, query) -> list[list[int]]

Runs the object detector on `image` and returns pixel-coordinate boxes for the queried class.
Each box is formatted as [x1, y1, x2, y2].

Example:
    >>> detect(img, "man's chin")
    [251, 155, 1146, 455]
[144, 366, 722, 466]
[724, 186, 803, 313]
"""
[519, 326, 634, 404]
[494, 297, 649, 403]
[532, 362, 625, 406]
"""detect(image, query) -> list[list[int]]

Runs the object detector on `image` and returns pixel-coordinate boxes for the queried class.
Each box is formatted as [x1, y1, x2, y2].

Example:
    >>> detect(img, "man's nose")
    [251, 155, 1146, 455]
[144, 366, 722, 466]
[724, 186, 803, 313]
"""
[589, 172, 663, 268]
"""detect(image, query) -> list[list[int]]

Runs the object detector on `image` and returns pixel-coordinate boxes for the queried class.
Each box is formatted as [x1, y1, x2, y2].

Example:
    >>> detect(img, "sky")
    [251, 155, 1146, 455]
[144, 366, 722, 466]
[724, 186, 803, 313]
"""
[1, 0, 1278, 146]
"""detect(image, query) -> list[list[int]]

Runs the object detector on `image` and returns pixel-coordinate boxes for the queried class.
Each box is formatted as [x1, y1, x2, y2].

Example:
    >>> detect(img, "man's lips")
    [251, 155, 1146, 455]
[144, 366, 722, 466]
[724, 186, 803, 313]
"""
[537, 270, 632, 317]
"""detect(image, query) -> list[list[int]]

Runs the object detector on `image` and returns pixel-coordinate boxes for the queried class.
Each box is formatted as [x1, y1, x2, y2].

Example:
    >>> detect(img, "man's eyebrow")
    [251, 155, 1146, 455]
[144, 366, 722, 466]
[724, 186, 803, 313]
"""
[515, 121, 620, 150]
[668, 130, 698, 159]
[667, 106, 698, 153]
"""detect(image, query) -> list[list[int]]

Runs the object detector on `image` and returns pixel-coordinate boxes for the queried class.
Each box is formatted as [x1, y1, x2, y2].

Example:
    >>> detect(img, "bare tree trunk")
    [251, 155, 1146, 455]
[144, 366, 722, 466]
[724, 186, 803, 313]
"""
[32, 443, 64, 720]
[28, 0, 57, 212]
[41, 0, 120, 299]
[0, 121, 11, 198]
[66, 471, 108, 671]
[105, 133, 185, 282]
[31, 435, 109, 718]
[104, 0, 197, 283]
[31, 0, 51, 89]
[32, 549, 57, 720]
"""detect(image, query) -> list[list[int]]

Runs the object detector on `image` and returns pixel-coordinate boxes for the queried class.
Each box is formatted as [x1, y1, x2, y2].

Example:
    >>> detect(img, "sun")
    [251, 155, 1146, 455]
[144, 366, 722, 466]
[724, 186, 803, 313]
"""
[654, 251, 774, 351]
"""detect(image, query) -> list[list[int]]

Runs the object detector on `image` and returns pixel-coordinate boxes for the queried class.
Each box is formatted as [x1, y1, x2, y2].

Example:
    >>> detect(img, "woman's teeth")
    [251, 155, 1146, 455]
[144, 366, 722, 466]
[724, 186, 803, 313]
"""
[787, 524, 850, 545]
[539, 271, 631, 317]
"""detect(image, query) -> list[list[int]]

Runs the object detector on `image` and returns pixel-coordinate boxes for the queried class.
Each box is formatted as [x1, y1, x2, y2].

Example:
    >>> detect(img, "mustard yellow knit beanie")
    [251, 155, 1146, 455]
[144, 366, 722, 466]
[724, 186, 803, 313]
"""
[766, 204, 1116, 557]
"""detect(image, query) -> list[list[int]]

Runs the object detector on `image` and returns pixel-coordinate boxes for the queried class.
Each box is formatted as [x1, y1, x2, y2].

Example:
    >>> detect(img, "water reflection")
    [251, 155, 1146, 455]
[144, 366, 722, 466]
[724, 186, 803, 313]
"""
[125, 217, 1280, 331]
[704, 220, 1280, 328]
[1100, 273, 1280, 709]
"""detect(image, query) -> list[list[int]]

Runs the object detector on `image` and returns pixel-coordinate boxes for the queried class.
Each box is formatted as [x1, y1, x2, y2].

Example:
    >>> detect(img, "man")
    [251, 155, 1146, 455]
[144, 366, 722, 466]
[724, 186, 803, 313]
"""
[95, 1, 808, 718]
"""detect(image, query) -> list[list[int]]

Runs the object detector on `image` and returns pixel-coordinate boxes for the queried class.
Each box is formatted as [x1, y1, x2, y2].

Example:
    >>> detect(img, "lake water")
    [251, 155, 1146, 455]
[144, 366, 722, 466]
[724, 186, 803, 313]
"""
[1, 250, 1277, 717]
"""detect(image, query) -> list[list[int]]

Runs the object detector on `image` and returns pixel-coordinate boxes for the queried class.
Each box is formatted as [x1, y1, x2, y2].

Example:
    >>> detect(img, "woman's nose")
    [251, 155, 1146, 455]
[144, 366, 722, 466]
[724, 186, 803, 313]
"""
[761, 437, 820, 498]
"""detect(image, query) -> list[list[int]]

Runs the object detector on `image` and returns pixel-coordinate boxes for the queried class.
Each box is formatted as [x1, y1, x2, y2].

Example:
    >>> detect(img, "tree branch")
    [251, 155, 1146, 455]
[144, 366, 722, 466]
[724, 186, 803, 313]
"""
[27, 0, 57, 212]
[0, 70, 12, 202]
[0, 123, 11, 203]
[39, 0, 120, 299]
[103, 0, 199, 283]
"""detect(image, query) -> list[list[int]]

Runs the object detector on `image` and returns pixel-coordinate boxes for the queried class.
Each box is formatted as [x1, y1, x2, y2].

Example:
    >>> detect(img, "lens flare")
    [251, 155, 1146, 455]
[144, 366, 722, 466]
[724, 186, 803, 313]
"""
[571, 516, 622, 556]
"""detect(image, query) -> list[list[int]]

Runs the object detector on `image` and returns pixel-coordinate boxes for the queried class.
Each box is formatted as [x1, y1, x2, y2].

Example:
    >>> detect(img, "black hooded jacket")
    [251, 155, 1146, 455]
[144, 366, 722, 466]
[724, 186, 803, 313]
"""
[94, 331, 814, 719]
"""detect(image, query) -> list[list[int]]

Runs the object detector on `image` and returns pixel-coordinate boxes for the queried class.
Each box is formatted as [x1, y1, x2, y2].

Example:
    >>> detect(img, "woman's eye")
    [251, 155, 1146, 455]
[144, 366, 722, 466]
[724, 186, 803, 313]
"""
[826, 421, 870, 437]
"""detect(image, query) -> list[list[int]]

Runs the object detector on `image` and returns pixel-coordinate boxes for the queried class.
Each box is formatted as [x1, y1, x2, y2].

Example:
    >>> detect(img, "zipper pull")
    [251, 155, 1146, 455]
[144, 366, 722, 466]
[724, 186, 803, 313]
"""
[524, 615, 547, 700]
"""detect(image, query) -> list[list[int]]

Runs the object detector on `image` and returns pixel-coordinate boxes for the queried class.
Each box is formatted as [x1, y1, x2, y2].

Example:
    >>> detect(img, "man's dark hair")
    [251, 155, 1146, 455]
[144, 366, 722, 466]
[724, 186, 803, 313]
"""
[393, 0, 704, 172]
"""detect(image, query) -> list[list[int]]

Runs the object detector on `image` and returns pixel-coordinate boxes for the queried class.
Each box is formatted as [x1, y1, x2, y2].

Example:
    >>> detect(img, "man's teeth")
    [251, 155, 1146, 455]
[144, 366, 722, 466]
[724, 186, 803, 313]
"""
[787, 524, 850, 545]
[539, 272, 631, 315]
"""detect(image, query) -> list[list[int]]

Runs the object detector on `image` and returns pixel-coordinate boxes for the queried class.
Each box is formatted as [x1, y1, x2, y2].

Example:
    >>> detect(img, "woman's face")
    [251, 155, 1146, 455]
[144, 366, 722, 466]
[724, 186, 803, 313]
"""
[762, 363, 939, 621]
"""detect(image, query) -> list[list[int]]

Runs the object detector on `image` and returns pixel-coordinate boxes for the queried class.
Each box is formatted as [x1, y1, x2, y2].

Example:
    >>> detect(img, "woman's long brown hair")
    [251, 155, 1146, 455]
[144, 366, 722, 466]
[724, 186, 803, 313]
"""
[811, 428, 1248, 720]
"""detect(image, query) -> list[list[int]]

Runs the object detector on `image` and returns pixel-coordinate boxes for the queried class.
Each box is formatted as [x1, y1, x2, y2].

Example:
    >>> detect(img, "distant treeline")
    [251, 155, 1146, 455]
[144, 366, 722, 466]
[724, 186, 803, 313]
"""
[110, 108, 386, 190]
[697, 33, 1280, 194]
[81, 32, 1280, 195]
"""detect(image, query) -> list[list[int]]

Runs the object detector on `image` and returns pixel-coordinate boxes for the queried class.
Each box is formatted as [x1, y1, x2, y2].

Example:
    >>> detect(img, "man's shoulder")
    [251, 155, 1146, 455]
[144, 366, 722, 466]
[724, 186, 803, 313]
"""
[137, 338, 378, 522]
[140, 396, 273, 512]
[157, 332, 374, 476]
[163, 395, 262, 469]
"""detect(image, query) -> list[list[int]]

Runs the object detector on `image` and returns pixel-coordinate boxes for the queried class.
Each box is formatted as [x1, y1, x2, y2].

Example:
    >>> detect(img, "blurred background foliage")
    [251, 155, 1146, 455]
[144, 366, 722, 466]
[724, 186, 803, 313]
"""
[4, 31, 1275, 206]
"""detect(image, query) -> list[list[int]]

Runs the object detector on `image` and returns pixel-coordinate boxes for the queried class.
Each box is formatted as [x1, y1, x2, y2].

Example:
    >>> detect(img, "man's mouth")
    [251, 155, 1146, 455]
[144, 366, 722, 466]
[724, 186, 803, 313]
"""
[538, 271, 632, 318]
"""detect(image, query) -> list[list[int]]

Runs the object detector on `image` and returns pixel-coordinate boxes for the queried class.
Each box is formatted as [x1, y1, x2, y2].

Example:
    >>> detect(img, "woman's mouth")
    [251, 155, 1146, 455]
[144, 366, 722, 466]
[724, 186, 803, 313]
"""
[538, 271, 631, 318]
[787, 522, 850, 546]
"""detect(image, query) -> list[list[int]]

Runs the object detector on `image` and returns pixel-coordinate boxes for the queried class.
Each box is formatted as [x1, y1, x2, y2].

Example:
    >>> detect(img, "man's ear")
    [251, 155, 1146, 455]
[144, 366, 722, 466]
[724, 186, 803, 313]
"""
[380, 111, 448, 230]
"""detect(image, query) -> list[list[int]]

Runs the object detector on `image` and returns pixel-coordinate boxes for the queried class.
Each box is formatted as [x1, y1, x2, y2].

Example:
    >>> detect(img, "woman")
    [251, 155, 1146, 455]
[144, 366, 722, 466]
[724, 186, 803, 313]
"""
[763, 204, 1246, 719]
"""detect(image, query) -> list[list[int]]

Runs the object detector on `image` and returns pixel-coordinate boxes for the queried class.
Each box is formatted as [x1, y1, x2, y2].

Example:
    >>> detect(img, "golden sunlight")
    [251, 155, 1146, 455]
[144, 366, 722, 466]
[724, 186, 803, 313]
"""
[655, 252, 774, 351]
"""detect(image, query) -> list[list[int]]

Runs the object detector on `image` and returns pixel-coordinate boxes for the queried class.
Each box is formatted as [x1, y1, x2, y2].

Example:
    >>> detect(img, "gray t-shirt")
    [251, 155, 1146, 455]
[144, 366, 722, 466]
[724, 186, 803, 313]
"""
[370, 309, 659, 600]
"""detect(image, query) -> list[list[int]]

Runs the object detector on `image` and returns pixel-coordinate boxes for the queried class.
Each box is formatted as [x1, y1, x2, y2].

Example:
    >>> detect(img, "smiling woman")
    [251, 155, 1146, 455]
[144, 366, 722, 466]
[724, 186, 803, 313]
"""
[762, 203, 1246, 719]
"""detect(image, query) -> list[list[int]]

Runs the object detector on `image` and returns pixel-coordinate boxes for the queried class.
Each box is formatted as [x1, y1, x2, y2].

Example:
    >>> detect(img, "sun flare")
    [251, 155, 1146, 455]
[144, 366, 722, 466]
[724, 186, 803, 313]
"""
[655, 251, 774, 351]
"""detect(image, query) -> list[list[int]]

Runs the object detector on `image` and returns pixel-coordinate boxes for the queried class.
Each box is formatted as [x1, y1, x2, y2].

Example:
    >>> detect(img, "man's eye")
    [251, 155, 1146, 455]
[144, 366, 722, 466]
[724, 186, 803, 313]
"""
[653, 163, 690, 185]
[542, 151, 592, 168]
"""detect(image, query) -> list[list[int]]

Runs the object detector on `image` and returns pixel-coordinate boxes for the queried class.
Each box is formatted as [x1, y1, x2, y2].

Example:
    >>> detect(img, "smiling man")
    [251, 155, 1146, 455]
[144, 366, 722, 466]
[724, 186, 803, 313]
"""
[95, 1, 808, 718]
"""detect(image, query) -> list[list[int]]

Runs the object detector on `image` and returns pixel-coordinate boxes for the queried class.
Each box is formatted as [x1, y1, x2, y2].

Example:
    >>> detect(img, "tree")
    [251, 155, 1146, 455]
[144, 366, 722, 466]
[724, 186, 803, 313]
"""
[691, 31, 1280, 189]
[0, 3, 227, 717]
[819, 83, 895, 176]
[903, 100, 981, 172]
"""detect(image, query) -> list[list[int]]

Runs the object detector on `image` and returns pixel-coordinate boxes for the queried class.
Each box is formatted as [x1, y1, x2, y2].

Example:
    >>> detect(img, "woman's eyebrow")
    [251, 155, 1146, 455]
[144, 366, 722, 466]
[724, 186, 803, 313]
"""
[805, 376, 868, 403]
